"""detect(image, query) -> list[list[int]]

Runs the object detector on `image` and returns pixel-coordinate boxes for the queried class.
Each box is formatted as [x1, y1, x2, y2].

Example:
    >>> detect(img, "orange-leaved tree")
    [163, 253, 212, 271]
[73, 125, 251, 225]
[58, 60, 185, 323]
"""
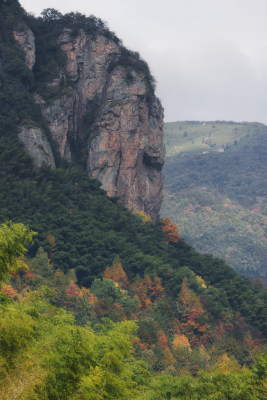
[178, 277, 208, 339]
[132, 274, 164, 310]
[103, 258, 129, 289]
[160, 217, 180, 244]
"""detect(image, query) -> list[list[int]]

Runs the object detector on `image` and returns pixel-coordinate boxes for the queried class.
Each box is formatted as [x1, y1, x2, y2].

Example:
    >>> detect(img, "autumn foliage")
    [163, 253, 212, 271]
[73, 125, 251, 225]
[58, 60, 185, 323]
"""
[0, 247, 264, 386]
[160, 217, 180, 243]
[103, 258, 129, 289]
[173, 333, 192, 352]
[178, 278, 208, 339]
[1, 232, 265, 385]
[66, 280, 96, 304]
[132, 274, 165, 310]
[134, 210, 152, 224]
[0, 283, 18, 299]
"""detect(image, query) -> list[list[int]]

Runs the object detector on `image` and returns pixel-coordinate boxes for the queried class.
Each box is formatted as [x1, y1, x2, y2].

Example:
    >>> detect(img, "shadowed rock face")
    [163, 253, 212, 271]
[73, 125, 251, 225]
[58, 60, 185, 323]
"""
[87, 67, 164, 221]
[18, 127, 55, 168]
[15, 27, 165, 220]
[13, 25, 35, 70]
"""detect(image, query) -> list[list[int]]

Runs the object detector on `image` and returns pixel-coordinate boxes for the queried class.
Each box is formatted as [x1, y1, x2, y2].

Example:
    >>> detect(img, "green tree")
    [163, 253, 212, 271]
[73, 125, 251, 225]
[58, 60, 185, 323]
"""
[0, 221, 36, 284]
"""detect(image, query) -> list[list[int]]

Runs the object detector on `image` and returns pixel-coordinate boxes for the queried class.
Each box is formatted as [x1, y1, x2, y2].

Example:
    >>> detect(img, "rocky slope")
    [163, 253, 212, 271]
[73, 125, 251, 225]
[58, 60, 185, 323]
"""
[14, 22, 164, 221]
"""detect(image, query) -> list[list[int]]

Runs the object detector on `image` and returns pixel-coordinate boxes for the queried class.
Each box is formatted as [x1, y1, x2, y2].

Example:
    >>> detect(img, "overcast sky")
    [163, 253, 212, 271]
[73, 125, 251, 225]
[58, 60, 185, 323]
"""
[20, 0, 267, 124]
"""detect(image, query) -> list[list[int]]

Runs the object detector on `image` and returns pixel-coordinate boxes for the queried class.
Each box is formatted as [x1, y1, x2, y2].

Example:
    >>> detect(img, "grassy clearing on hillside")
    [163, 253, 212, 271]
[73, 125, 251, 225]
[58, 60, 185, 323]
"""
[164, 121, 261, 156]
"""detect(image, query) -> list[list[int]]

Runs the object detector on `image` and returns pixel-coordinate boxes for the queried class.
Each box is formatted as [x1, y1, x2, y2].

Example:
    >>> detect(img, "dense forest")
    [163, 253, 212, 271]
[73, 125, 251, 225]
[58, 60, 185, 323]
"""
[0, 1, 266, 398]
[0, 221, 266, 399]
[162, 121, 267, 282]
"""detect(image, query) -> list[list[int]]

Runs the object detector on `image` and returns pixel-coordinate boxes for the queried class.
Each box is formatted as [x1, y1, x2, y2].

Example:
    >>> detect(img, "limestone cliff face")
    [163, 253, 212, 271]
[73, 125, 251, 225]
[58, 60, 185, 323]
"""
[15, 27, 165, 220]
[87, 67, 164, 221]
[19, 127, 55, 168]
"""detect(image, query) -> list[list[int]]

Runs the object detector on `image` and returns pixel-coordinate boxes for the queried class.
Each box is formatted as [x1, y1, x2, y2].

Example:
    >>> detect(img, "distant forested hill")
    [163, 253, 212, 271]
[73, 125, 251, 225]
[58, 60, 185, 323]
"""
[161, 121, 267, 282]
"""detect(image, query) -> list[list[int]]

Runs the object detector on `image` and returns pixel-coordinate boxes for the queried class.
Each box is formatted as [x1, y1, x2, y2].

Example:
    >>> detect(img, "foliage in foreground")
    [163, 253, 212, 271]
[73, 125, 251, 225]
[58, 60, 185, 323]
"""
[1, 290, 265, 399]
[0, 222, 266, 399]
[0, 269, 266, 398]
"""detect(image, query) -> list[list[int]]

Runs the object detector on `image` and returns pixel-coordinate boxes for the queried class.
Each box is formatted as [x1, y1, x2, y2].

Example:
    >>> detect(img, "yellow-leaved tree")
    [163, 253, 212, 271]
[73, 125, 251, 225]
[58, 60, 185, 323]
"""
[133, 210, 152, 224]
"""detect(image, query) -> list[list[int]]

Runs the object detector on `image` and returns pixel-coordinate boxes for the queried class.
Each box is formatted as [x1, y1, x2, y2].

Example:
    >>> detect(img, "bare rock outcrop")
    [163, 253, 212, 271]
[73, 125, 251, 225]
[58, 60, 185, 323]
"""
[35, 31, 120, 160]
[19, 126, 55, 168]
[35, 93, 73, 161]
[88, 67, 164, 221]
[56, 30, 164, 219]
[16, 27, 165, 220]
[14, 25, 35, 70]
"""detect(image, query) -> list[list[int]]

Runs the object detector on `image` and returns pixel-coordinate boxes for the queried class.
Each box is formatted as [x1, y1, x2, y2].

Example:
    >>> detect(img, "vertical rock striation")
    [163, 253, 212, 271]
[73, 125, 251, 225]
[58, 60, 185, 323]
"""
[15, 27, 165, 220]
[18, 127, 55, 168]
[87, 67, 164, 221]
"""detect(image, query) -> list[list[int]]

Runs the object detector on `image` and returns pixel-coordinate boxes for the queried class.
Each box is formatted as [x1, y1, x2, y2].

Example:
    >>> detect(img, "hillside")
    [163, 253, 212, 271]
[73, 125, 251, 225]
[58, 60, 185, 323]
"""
[161, 121, 267, 282]
[0, 1, 266, 398]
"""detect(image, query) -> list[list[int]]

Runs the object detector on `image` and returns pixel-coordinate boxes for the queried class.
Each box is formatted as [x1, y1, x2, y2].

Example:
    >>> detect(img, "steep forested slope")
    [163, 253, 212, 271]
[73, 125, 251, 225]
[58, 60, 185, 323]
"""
[162, 121, 267, 282]
[1, 129, 267, 333]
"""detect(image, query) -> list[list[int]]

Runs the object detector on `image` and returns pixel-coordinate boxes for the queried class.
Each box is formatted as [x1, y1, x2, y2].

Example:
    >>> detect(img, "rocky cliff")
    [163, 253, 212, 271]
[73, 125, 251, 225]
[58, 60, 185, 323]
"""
[14, 19, 164, 220]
